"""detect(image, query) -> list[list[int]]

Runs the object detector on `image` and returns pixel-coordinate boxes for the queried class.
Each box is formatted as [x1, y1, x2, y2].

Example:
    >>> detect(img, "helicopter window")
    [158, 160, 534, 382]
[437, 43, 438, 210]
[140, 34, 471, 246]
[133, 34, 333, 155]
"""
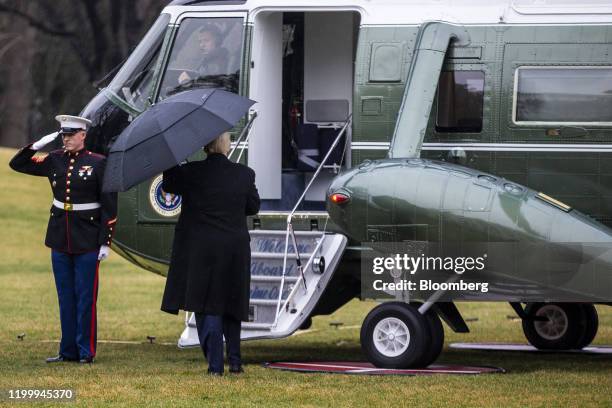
[514, 67, 612, 124]
[435, 71, 484, 133]
[108, 13, 170, 111]
[158, 17, 243, 99]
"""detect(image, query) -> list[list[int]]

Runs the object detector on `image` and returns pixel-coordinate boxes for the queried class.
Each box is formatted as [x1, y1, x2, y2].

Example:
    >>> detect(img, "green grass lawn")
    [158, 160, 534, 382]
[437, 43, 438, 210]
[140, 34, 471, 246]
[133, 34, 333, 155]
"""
[0, 147, 610, 407]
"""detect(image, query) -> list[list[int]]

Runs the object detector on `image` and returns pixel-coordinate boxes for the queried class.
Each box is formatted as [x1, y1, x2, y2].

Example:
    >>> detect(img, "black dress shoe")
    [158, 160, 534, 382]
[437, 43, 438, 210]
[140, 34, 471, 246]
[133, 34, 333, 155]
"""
[229, 365, 244, 374]
[78, 357, 94, 364]
[45, 355, 76, 363]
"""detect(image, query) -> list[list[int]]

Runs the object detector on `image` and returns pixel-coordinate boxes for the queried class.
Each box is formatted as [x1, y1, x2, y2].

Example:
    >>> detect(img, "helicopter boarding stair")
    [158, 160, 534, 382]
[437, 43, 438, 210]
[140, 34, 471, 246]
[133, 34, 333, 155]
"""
[177, 115, 351, 347]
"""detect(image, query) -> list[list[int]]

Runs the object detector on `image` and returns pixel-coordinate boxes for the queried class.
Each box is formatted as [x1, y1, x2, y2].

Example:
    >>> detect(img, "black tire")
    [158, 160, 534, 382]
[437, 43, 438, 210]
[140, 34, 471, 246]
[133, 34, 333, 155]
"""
[575, 304, 599, 349]
[360, 302, 428, 368]
[405, 302, 444, 368]
[522, 303, 583, 350]
[418, 307, 445, 367]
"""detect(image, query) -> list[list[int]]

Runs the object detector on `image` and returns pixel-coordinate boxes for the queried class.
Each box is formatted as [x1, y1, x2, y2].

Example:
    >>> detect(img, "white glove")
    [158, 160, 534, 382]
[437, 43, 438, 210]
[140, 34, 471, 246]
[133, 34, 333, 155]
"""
[32, 131, 59, 151]
[178, 71, 192, 84]
[98, 245, 111, 261]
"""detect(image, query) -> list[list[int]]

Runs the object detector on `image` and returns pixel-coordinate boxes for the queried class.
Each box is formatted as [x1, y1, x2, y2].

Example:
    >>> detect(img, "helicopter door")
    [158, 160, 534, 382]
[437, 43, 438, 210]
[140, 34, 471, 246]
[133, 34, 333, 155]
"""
[246, 11, 359, 203]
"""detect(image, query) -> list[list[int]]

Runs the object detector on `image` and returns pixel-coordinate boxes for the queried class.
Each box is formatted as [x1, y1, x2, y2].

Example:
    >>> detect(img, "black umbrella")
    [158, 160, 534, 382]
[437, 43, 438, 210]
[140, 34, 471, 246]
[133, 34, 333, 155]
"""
[102, 88, 255, 192]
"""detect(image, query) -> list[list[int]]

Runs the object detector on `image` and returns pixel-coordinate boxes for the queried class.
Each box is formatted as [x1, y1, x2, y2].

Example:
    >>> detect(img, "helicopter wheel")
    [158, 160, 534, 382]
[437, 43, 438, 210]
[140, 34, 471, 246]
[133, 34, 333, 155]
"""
[415, 303, 445, 368]
[575, 303, 598, 349]
[360, 302, 443, 368]
[522, 303, 593, 350]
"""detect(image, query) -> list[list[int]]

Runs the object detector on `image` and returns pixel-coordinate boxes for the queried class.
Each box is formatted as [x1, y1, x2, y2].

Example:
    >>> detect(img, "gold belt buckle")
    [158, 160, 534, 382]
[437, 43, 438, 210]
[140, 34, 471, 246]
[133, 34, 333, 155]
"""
[64, 203, 73, 211]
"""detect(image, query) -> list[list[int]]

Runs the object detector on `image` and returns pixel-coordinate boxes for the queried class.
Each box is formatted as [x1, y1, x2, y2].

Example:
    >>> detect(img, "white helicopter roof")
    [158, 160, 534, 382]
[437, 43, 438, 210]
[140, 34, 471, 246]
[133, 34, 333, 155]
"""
[163, 0, 612, 25]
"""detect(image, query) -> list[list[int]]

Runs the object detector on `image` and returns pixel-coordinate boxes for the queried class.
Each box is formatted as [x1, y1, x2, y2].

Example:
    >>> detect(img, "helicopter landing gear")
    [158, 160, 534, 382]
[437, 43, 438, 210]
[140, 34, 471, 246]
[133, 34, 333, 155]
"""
[360, 302, 444, 368]
[521, 303, 599, 350]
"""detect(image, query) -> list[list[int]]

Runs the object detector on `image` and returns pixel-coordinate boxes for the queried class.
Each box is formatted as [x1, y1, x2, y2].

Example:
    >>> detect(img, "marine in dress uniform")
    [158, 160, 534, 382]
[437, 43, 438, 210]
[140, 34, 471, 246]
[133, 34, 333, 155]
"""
[9, 115, 118, 364]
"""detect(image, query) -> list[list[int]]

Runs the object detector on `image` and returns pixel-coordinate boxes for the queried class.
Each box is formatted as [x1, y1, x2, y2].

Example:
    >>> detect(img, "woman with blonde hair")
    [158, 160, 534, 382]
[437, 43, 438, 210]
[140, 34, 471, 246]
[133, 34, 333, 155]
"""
[161, 131, 260, 375]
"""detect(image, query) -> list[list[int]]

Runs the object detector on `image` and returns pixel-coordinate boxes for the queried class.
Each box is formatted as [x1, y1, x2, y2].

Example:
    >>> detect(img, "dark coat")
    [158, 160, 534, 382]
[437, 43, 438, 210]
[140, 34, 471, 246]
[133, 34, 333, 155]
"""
[9, 144, 118, 253]
[160, 153, 260, 321]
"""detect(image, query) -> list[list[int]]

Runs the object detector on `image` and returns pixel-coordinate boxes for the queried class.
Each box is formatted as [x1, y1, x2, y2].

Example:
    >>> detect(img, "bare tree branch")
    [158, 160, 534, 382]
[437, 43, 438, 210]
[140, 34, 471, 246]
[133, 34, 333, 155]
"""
[81, 0, 108, 80]
[109, 0, 125, 65]
[0, 3, 76, 38]
[0, 33, 16, 41]
[0, 34, 21, 59]
[68, 38, 95, 80]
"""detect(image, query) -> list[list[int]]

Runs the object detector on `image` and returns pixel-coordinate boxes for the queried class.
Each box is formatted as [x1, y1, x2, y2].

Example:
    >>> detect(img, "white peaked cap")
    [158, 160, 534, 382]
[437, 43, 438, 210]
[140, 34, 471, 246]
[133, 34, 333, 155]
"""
[55, 114, 92, 130]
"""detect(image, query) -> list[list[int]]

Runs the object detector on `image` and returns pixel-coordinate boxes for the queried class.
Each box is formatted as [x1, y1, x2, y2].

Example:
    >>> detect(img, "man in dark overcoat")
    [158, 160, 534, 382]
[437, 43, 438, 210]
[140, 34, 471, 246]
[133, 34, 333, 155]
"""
[161, 131, 259, 375]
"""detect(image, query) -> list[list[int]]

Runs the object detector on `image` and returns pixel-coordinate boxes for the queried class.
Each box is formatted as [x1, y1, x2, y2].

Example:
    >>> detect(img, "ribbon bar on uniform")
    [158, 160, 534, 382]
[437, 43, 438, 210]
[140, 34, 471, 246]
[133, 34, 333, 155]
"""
[53, 199, 101, 211]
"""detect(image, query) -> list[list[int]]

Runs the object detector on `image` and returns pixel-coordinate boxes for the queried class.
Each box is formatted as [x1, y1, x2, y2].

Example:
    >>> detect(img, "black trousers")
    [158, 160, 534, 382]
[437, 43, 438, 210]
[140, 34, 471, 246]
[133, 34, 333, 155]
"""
[194, 313, 242, 373]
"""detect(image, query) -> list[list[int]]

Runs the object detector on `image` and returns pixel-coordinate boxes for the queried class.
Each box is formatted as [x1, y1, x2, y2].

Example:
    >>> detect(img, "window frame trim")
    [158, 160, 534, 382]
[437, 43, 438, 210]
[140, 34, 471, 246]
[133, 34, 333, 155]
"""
[106, 13, 172, 114]
[153, 11, 248, 103]
[512, 65, 612, 127]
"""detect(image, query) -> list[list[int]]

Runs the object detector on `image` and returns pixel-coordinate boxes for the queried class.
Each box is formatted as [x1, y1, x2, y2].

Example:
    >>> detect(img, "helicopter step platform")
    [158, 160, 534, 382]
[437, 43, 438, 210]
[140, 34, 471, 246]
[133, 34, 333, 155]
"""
[178, 229, 347, 348]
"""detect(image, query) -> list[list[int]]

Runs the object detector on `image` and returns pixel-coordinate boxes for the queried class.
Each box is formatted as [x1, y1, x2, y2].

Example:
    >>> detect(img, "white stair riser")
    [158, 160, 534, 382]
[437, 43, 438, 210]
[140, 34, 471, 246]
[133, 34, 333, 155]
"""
[251, 276, 299, 282]
[250, 236, 319, 254]
[250, 281, 292, 302]
[242, 322, 273, 330]
[248, 304, 278, 324]
[250, 258, 304, 277]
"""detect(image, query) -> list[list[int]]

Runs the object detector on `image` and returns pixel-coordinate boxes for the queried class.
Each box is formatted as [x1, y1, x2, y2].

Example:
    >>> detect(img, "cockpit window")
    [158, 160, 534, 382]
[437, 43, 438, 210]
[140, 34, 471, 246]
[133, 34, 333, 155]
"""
[158, 17, 243, 100]
[108, 13, 170, 111]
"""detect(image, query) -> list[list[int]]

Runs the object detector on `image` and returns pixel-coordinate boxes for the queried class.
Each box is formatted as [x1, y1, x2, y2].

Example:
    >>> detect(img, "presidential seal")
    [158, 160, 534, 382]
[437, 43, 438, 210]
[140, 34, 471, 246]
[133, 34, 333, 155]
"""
[149, 174, 182, 217]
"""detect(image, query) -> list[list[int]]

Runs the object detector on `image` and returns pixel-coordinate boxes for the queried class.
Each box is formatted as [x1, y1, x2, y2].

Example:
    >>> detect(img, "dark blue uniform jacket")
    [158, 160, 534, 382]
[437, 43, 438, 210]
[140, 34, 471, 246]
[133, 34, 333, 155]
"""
[9, 144, 118, 254]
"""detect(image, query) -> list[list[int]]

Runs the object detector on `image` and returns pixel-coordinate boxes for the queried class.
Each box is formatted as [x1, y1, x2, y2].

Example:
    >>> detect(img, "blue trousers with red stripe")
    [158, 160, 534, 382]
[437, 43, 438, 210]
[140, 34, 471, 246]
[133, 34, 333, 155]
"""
[51, 250, 99, 360]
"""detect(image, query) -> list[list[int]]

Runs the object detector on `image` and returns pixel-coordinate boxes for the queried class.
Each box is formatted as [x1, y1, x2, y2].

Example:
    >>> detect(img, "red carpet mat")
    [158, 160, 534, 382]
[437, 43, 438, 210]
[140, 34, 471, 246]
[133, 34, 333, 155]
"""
[263, 361, 504, 375]
[450, 343, 612, 354]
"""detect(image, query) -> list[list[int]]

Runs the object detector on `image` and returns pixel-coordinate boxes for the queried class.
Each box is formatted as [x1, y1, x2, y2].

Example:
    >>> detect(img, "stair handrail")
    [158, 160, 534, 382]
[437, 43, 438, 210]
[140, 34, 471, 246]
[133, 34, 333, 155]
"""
[228, 111, 257, 162]
[273, 115, 352, 327]
[277, 233, 326, 321]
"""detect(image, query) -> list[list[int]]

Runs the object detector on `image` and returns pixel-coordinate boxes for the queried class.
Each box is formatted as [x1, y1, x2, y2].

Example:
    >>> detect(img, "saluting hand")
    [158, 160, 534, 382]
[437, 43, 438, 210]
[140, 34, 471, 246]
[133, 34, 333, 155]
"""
[32, 131, 60, 151]
[178, 71, 191, 84]
[98, 245, 111, 261]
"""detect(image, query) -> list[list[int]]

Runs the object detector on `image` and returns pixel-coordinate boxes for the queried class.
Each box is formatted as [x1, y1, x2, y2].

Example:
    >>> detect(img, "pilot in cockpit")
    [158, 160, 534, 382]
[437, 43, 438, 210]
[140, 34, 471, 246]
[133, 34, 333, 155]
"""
[178, 24, 229, 84]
